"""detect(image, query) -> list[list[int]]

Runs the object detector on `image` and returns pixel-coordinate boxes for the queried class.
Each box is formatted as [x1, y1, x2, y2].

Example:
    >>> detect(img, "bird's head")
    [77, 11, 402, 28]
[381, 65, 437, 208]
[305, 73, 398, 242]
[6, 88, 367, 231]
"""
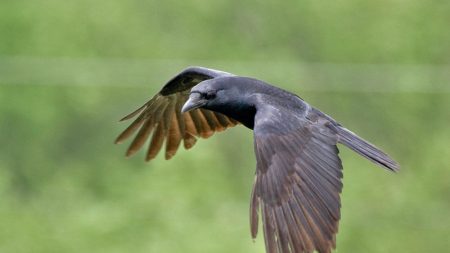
[181, 77, 240, 113]
[181, 77, 257, 128]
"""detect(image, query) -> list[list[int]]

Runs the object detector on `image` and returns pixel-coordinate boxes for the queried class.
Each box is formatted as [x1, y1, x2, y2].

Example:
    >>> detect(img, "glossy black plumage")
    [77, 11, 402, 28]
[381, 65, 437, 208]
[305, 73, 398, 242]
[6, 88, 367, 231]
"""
[116, 66, 399, 253]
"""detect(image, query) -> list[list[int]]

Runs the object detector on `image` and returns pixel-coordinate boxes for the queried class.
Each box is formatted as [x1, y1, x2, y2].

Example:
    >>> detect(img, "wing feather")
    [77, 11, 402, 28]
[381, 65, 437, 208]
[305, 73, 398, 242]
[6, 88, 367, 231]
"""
[193, 109, 214, 138]
[165, 113, 183, 159]
[214, 112, 235, 127]
[175, 96, 186, 137]
[200, 109, 224, 132]
[188, 109, 210, 138]
[183, 112, 198, 149]
[114, 114, 146, 144]
[251, 109, 343, 253]
[116, 67, 239, 160]
[126, 117, 154, 157]
[119, 102, 147, 121]
[146, 121, 166, 161]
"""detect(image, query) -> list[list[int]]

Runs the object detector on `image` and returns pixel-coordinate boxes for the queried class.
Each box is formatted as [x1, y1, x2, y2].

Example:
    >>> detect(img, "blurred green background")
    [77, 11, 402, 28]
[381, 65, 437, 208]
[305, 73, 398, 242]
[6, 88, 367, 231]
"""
[1, 1, 449, 252]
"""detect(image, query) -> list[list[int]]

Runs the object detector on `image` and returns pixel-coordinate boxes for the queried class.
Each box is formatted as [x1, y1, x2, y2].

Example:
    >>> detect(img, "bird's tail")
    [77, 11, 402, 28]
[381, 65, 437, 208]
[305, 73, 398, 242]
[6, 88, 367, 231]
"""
[335, 126, 399, 172]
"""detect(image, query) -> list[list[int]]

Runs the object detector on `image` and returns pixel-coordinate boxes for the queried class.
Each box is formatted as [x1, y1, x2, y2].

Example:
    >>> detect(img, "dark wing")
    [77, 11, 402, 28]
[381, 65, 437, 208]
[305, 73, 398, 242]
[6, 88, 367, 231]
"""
[250, 107, 343, 253]
[115, 66, 239, 160]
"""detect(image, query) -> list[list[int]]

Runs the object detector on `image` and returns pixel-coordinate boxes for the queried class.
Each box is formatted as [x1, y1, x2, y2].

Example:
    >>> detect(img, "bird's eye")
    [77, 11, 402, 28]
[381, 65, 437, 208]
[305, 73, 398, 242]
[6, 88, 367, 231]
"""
[204, 91, 216, 100]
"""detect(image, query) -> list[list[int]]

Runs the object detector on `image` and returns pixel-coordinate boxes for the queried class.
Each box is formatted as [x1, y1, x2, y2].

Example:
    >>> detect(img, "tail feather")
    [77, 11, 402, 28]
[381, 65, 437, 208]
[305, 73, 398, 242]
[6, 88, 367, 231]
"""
[336, 126, 399, 172]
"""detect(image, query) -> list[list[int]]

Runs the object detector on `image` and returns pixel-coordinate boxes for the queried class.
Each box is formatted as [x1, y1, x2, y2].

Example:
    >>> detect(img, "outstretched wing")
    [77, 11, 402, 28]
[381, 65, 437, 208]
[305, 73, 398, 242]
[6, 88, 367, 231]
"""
[115, 66, 239, 160]
[250, 107, 343, 253]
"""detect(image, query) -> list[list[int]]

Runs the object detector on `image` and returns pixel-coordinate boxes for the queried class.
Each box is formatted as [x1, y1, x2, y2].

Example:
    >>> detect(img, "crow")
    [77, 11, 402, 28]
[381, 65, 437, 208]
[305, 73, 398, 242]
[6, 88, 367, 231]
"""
[115, 66, 399, 253]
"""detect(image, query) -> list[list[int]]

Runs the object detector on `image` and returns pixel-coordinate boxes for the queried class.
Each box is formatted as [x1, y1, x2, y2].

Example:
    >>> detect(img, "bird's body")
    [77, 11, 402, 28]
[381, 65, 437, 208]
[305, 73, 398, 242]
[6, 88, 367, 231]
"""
[116, 66, 399, 253]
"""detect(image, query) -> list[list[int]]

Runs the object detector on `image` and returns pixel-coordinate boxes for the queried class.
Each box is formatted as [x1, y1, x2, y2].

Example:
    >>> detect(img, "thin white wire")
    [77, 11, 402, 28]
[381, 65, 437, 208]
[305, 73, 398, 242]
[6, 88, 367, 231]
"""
[0, 56, 449, 93]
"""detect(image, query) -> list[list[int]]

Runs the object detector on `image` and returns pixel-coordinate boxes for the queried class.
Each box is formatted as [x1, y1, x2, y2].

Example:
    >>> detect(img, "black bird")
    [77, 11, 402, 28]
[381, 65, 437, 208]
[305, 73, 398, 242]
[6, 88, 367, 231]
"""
[115, 66, 399, 253]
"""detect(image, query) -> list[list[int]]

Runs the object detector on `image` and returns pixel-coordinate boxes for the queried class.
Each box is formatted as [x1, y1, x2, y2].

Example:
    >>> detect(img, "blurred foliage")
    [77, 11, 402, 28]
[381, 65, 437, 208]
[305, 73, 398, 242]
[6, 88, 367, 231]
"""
[0, 0, 449, 253]
[1, 0, 449, 63]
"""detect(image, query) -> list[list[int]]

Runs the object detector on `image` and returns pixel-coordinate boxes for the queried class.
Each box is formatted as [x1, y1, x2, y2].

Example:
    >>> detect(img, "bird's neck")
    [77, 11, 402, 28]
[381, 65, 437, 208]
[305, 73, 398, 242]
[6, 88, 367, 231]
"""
[209, 102, 257, 129]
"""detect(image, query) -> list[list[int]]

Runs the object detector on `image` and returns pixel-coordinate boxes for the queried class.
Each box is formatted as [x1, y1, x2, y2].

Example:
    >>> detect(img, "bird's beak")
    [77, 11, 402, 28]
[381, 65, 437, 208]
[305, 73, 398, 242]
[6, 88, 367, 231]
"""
[181, 93, 207, 113]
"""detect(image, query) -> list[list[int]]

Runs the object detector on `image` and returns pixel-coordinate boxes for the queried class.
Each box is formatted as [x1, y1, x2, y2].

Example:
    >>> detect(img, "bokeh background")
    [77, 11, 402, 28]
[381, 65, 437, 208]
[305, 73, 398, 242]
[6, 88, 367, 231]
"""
[1, 1, 449, 252]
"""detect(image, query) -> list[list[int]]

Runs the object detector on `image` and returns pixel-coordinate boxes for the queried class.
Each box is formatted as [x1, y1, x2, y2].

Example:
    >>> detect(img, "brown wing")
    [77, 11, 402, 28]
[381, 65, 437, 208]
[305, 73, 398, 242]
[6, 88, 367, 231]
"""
[115, 66, 238, 161]
[251, 109, 343, 253]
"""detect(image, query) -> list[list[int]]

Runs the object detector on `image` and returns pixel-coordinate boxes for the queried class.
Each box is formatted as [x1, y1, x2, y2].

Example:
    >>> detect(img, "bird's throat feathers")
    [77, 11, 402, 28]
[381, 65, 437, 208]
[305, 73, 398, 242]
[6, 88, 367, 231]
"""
[209, 100, 257, 129]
